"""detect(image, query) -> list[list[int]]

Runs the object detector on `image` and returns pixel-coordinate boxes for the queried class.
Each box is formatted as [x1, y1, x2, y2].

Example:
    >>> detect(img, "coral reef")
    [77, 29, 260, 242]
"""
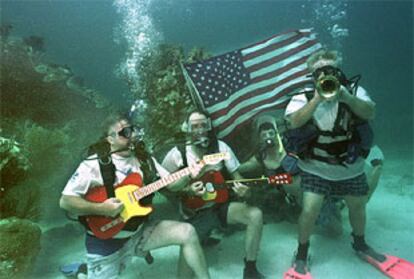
[0, 135, 30, 199]
[0, 27, 119, 276]
[0, 218, 41, 279]
[1, 33, 110, 126]
[130, 44, 210, 154]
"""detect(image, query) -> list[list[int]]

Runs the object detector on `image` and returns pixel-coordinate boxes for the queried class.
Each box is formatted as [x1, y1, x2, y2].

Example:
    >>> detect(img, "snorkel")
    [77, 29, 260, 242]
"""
[258, 122, 283, 153]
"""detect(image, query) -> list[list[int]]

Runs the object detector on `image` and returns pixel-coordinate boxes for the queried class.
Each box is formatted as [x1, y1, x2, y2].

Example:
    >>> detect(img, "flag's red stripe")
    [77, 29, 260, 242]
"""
[214, 80, 312, 133]
[243, 32, 310, 62]
[242, 29, 311, 55]
[245, 40, 318, 73]
[207, 51, 321, 121]
[210, 67, 309, 120]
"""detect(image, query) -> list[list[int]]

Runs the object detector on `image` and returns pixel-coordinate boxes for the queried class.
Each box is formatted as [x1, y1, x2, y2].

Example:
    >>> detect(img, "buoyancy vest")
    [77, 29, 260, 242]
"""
[283, 92, 373, 165]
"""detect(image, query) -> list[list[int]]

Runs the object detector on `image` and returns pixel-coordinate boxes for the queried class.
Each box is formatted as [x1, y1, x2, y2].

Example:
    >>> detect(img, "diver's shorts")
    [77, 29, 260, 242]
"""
[301, 171, 369, 197]
[86, 219, 159, 279]
[186, 202, 230, 241]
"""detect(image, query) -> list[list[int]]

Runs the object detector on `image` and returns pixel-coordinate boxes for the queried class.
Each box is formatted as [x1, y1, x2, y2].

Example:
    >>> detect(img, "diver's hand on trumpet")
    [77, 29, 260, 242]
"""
[311, 89, 323, 104]
[338, 85, 354, 104]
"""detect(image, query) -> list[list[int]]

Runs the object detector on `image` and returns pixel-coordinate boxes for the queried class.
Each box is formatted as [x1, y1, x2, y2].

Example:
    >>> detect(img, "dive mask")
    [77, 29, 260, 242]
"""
[188, 118, 212, 134]
[312, 65, 343, 80]
[115, 125, 144, 140]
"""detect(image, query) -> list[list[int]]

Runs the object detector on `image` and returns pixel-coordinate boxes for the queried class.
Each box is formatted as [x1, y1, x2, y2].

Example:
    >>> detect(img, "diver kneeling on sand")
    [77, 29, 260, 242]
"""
[59, 113, 211, 279]
[162, 110, 266, 279]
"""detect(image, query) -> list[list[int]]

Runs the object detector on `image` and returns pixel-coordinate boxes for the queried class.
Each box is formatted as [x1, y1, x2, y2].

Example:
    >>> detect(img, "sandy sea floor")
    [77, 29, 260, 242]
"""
[32, 150, 414, 279]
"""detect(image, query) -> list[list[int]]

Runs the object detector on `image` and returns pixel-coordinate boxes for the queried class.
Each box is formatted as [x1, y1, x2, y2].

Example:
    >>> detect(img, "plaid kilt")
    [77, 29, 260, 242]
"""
[301, 171, 368, 197]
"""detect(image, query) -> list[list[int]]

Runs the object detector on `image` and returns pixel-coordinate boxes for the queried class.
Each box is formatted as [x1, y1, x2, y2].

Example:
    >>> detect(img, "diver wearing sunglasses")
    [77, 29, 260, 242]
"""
[111, 125, 143, 140]
[60, 113, 211, 279]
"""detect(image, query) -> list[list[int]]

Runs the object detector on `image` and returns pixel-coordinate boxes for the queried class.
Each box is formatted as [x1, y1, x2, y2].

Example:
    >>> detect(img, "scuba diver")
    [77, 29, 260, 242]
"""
[281, 50, 414, 279]
[238, 113, 384, 236]
[237, 114, 302, 222]
[59, 112, 211, 279]
[162, 110, 266, 279]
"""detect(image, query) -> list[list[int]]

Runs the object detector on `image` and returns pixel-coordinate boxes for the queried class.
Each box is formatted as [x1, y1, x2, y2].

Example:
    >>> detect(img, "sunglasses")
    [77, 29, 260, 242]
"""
[260, 129, 276, 139]
[112, 125, 142, 139]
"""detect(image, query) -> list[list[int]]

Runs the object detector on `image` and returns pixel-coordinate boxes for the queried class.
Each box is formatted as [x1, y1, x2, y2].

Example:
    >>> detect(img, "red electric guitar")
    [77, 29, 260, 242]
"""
[84, 152, 230, 239]
[183, 172, 293, 209]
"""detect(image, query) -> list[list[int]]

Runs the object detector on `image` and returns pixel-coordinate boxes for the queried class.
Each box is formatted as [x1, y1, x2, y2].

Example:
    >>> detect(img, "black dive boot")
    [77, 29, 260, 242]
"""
[243, 259, 265, 279]
[351, 234, 386, 262]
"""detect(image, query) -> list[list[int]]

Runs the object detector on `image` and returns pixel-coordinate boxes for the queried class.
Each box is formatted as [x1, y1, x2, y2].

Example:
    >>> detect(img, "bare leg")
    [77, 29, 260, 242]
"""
[227, 202, 263, 260]
[142, 220, 210, 279]
[298, 192, 325, 243]
[284, 176, 303, 204]
[367, 164, 382, 201]
[177, 246, 194, 279]
[344, 195, 367, 236]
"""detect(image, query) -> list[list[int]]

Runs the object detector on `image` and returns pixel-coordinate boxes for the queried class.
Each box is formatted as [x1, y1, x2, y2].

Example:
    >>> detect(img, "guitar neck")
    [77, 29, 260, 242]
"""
[134, 167, 191, 198]
[224, 177, 268, 184]
[224, 173, 292, 186]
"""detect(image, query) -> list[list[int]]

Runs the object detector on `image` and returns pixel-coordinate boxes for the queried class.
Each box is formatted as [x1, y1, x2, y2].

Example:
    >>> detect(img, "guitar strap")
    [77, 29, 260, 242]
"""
[177, 144, 189, 168]
[133, 141, 158, 205]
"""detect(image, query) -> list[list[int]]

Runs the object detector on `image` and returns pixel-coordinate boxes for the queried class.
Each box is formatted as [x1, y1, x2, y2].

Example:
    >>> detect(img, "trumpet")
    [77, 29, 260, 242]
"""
[316, 75, 340, 99]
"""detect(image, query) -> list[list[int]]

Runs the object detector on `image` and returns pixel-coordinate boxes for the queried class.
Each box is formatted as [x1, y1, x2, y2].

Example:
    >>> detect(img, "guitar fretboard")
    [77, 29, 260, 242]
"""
[133, 167, 192, 199]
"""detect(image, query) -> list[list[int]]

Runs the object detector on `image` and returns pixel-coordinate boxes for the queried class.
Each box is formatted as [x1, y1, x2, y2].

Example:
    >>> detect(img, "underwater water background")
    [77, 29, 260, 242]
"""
[2, 0, 412, 153]
[1, 1, 413, 278]
[2, 0, 413, 200]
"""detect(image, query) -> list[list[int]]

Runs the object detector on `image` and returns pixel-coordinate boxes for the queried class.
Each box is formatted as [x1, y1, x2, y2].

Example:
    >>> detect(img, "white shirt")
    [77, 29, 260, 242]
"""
[162, 140, 240, 175]
[284, 86, 374, 180]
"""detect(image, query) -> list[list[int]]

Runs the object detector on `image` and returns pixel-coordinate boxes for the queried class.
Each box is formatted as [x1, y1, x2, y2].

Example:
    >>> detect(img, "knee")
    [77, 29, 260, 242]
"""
[247, 206, 263, 226]
[300, 205, 321, 220]
[179, 223, 199, 244]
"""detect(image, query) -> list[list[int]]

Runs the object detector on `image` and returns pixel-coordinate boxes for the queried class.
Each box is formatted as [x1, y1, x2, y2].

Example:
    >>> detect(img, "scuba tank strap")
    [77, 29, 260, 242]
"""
[77, 141, 116, 229]
[94, 142, 116, 198]
[177, 144, 189, 168]
[98, 157, 116, 198]
[134, 141, 159, 185]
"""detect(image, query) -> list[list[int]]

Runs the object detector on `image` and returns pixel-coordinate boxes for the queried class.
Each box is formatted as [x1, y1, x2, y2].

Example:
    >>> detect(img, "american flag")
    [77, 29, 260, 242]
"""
[182, 29, 322, 141]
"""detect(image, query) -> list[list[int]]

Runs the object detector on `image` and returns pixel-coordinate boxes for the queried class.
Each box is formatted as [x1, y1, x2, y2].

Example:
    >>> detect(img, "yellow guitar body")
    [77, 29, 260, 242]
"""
[115, 184, 153, 222]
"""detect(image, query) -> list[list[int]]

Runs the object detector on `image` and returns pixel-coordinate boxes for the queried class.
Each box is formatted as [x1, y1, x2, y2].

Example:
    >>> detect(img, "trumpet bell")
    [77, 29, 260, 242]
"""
[316, 75, 340, 99]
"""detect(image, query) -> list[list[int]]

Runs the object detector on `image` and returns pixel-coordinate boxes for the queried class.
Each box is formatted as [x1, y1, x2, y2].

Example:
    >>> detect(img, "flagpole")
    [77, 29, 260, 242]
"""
[180, 62, 206, 112]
